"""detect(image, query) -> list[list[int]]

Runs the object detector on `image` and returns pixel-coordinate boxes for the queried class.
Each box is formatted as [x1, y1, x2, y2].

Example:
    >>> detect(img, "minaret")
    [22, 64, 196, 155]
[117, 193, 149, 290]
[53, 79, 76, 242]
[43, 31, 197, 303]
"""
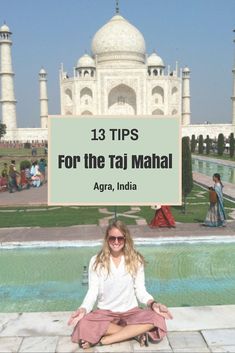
[232, 29, 235, 125]
[39, 68, 48, 128]
[182, 66, 191, 125]
[0, 23, 17, 129]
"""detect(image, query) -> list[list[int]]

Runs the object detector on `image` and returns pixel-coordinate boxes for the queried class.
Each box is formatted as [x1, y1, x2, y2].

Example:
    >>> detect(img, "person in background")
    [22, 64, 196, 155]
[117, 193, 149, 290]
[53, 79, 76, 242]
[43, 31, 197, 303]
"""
[225, 142, 229, 153]
[0, 163, 8, 191]
[39, 158, 46, 184]
[25, 165, 31, 187]
[44, 144, 48, 156]
[31, 146, 37, 156]
[30, 161, 41, 187]
[204, 173, 226, 227]
[20, 165, 31, 189]
[8, 160, 21, 192]
[68, 220, 172, 349]
[149, 205, 176, 228]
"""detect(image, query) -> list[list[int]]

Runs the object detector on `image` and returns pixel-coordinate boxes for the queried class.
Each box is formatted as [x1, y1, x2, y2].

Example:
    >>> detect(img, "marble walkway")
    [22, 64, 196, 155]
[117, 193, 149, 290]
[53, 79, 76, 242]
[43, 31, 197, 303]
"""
[0, 305, 235, 352]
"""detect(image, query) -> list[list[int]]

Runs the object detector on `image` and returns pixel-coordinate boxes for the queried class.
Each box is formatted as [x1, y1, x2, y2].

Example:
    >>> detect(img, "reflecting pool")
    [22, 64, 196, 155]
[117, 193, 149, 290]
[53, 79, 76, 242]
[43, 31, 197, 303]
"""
[192, 158, 235, 184]
[1, 242, 235, 312]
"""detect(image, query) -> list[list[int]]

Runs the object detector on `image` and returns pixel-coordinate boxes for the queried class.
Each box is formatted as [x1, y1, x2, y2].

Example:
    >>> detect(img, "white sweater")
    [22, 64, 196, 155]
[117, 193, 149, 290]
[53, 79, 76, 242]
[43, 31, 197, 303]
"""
[80, 255, 153, 313]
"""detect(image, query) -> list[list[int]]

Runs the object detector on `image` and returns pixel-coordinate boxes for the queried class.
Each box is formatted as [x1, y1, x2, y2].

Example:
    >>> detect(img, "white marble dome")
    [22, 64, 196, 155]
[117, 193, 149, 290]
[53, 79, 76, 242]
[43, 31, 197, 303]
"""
[77, 54, 95, 68]
[0, 24, 10, 32]
[147, 52, 165, 67]
[91, 14, 146, 65]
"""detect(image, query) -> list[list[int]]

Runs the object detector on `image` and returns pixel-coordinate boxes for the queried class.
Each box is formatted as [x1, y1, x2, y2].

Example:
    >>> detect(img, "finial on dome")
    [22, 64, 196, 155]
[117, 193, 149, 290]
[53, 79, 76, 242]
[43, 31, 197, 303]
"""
[115, 0, 120, 13]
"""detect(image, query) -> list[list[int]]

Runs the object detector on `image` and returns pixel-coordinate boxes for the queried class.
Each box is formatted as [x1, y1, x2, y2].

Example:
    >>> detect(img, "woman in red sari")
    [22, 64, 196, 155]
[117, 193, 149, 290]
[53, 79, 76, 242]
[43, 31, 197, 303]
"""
[150, 205, 175, 228]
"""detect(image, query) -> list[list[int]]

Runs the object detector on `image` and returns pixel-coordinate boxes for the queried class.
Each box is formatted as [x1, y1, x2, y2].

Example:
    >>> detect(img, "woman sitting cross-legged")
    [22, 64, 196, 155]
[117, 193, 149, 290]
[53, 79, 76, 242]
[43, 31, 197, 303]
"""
[68, 220, 173, 349]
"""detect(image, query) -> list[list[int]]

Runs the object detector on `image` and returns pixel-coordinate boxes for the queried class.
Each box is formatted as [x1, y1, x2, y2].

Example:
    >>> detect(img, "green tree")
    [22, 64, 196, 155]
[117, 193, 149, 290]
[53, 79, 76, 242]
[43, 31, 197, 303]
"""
[205, 135, 211, 155]
[229, 133, 234, 158]
[198, 135, 204, 154]
[217, 133, 224, 156]
[0, 123, 6, 140]
[182, 137, 193, 213]
[20, 160, 31, 171]
[191, 134, 197, 153]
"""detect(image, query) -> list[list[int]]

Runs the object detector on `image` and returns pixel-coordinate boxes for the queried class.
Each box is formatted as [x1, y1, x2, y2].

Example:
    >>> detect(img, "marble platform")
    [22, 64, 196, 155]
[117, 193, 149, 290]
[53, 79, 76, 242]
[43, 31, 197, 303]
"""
[0, 305, 235, 352]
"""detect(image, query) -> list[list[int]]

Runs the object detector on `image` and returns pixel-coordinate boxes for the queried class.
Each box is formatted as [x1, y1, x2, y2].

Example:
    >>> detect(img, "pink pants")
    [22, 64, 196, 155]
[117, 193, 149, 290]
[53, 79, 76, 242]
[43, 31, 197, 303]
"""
[71, 307, 167, 345]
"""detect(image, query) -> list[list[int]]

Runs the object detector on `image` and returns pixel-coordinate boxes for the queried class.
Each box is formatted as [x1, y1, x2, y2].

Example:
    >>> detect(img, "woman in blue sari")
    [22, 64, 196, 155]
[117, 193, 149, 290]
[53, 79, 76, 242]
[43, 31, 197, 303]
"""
[204, 173, 226, 227]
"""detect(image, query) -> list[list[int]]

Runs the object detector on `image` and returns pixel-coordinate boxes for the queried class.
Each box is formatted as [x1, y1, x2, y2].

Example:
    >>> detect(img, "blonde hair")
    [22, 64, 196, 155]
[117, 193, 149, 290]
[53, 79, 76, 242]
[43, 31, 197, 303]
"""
[93, 220, 145, 276]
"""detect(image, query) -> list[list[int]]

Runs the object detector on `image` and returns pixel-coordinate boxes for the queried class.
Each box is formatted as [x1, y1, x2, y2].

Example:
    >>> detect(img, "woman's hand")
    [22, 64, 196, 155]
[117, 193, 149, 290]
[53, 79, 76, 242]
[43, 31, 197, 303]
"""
[152, 302, 173, 320]
[67, 308, 86, 326]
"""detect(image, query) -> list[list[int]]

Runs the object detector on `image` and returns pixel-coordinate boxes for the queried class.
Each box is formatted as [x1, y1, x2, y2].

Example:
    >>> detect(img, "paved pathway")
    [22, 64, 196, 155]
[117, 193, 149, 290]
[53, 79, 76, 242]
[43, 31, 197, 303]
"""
[0, 183, 47, 207]
[0, 222, 235, 244]
[0, 305, 235, 352]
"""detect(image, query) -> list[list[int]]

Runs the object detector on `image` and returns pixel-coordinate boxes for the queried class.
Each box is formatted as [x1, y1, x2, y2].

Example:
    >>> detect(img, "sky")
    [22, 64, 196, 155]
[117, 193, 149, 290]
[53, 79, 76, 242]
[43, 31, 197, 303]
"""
[0, 0, 234, 127]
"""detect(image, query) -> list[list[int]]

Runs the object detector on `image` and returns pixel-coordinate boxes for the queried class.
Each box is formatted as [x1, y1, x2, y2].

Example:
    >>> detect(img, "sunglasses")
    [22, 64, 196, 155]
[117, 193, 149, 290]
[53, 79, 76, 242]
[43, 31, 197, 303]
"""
[108, 236, 125, 243]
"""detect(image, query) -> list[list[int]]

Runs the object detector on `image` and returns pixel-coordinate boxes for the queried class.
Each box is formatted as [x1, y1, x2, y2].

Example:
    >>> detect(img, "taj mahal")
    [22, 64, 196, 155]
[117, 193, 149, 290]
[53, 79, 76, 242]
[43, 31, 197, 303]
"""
[0, 4, 235, 142]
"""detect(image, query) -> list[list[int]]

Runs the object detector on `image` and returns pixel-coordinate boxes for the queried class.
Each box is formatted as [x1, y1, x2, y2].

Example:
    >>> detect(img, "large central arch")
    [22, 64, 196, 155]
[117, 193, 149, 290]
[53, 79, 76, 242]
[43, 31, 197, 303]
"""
[108, 84, 136, 115]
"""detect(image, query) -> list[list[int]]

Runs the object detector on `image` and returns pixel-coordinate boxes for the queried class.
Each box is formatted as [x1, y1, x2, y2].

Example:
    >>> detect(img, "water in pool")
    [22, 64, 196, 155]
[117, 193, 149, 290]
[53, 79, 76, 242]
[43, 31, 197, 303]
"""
[192, 158, 235, 184]
[1, 242, 235, 312]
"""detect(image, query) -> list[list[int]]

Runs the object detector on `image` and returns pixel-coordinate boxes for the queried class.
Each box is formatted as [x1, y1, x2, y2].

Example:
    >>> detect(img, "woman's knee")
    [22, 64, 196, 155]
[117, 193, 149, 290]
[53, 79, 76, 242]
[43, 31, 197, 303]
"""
[146, 323, 155, 331]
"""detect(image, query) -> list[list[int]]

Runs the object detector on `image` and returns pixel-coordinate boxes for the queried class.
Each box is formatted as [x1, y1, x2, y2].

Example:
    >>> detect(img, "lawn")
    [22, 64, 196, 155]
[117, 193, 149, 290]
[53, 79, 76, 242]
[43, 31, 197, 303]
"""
[0, 147, 47, 171]
[0, 185, 234, 227]
[0, 147, 45, 157]
[0, 206, 101, 227]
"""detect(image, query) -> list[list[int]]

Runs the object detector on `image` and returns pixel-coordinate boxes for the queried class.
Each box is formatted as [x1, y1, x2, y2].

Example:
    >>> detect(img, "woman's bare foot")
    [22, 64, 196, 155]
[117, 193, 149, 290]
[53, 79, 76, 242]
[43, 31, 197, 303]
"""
[79, 340, 91, 349]
[79, 339, 103, 349]
[134, 333, 148, 347]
